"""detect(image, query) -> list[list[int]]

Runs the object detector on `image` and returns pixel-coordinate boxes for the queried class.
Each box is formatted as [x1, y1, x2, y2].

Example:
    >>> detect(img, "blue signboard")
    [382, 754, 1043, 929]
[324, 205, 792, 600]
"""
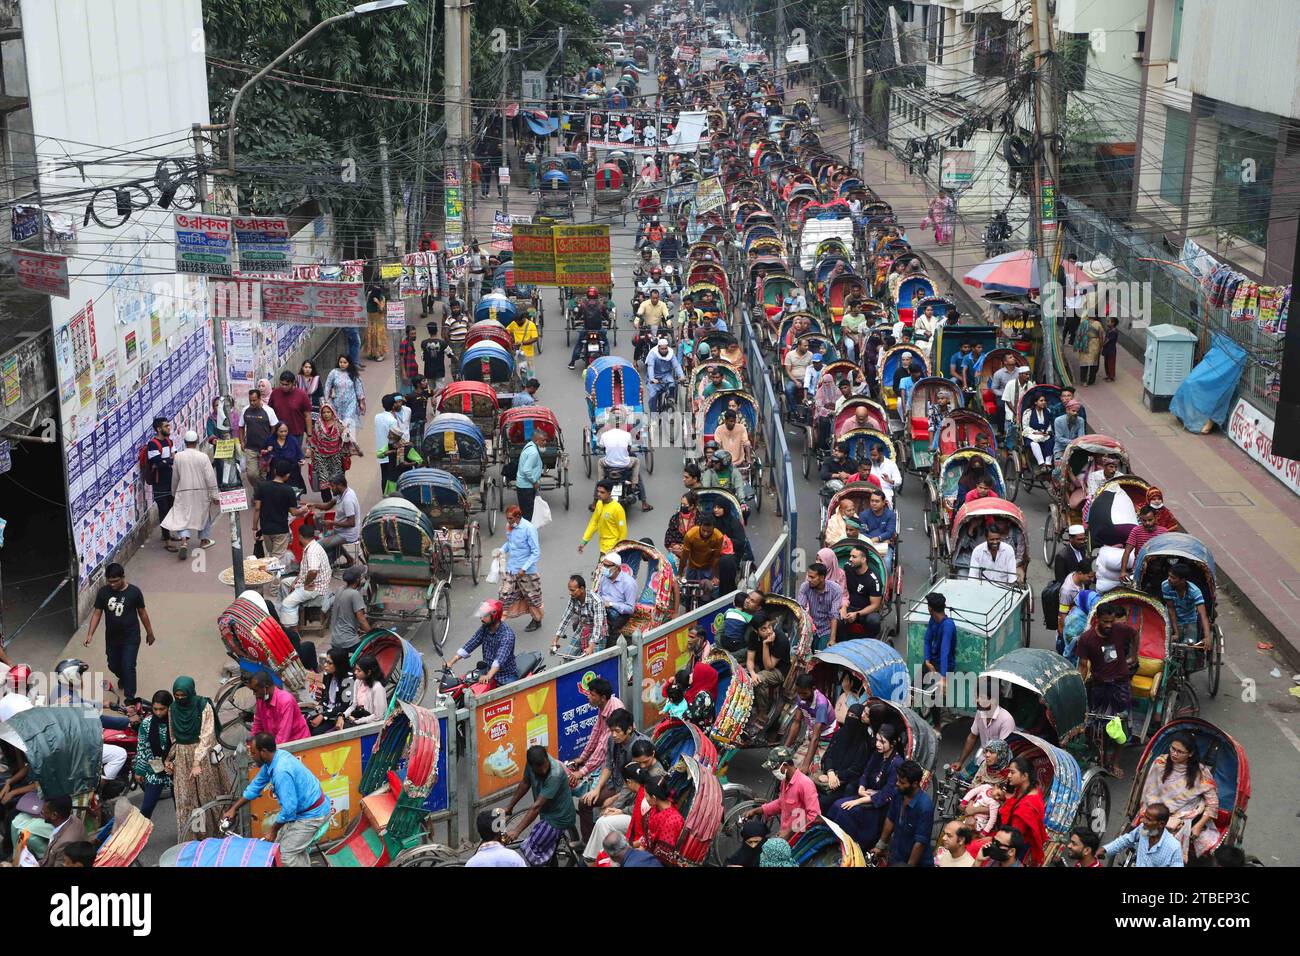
[554, 655, 621, 763]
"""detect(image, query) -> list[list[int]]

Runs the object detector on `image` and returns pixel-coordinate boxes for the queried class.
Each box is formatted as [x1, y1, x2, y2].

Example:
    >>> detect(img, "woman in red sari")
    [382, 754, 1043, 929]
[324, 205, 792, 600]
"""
[996, 756, 1047, 866]
[639, 777, 684, 865]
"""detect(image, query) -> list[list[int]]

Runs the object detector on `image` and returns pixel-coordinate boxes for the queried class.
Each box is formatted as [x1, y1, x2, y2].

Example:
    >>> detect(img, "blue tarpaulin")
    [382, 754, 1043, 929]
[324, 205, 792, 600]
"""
[1170, 332, 1247, 433]
[525, 114, 561, 136]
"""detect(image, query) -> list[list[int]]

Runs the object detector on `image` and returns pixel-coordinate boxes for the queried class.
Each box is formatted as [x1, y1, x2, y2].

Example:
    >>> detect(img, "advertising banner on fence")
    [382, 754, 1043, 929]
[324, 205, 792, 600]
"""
[249, 714, 451, 843]
[260, 279, 368, 326]
[511, 224, 557, 285]
[398, 251, 437, 301]
[233, 216, 292, 274]
[553, 225, 612, 289]
[473, 653, 620, 801]
[174, 213, 233, 277]
[1228, 397, 1300, 497]
[13, 249, 70, 298]
[587, 110, 678, 149]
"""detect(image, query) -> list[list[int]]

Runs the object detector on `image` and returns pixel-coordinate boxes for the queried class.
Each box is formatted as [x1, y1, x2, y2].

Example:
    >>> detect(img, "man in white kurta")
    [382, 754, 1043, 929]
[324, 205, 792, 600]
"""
[161, 430, 219, 558]
[968, 531, 1018, 585]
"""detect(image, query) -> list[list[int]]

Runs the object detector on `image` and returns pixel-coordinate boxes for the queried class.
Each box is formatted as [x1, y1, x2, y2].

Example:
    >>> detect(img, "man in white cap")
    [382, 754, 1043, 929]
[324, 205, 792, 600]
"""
[802, 352, 826, 394]
[595, 550, 638, 636]
[646, 334, 683, 414]
[161, 429, 219, 560]
[1001, 366, 1035, 436]
[1054, 524, 1090, 583]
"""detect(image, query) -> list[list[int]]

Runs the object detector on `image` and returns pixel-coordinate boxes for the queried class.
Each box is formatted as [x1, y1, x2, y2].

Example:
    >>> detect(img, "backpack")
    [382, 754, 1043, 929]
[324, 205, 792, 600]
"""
[138, 439, 161, 486]
[1040, 579, 1063, 629]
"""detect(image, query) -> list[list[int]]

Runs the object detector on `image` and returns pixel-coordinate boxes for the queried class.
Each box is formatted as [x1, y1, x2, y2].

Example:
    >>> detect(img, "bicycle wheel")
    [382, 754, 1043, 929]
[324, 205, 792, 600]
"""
[709, 798, 766, 867]
[1042, 509, 1058, 567]
[1207, 623, 1224, 698]
[1006, 451, 1021, 502]
[214, 678, 257, 751]
[1165, 676, 1200, 723]
[430, 580, 452, 652]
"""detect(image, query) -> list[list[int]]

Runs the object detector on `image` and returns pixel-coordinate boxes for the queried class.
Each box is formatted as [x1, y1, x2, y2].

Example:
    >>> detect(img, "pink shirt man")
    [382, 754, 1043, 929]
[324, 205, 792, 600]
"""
[760, 768, 821, 837]
[251, 685, 310, 744]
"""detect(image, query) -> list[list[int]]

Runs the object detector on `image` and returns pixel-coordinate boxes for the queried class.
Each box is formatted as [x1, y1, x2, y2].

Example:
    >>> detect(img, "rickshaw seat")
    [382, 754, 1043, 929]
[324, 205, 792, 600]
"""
[1130, 657, 1163, 699]
[911, 417, 930, 440]
[361, 784, 398, 832]
[366, 560, 435, 586]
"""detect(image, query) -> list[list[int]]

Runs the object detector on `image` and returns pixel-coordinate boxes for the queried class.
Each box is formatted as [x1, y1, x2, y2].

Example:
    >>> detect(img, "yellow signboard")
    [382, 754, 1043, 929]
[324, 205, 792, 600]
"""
[553, 225, 612, 290]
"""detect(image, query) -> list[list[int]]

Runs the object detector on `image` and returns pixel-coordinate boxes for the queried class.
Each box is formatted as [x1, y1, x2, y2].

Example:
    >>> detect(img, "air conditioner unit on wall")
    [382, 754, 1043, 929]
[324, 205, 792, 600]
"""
[962, 11, 976, 27]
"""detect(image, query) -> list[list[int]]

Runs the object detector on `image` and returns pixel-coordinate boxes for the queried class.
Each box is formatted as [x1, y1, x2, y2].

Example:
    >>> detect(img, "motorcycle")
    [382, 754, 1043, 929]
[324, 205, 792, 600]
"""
[436, 651, 545, 707]
[599, 460, 643, 507]
[579, 330, 609, 369]
[983, 211, 1011, 258]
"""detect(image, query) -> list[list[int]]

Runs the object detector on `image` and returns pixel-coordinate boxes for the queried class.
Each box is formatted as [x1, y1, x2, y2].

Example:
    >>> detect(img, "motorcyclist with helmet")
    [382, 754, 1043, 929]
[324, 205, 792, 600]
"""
[447, 600, 519, 686]
[638, 266, 673, 301]
[568, 287, 611, 369]
[702, 448, 742, 494]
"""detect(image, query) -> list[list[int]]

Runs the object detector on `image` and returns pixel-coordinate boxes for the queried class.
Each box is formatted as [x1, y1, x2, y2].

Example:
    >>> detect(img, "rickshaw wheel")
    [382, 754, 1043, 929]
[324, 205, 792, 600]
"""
[892, 589, 903, 642]
[468, 525, 483, 585]
[645, 442, 655, 474]
[752, 464, 763, 514]
[430, 581, 452, 652]
[214, 677, 257, 751]
[1006, 453, 1021, 502]
[392, 843, 462, 867]
[1164, 677, 1199, 724]
[801, 444, 811, 479]
[1079, 770, 1111, 838]
[1042, 510, 1059, 567]
[582, 428, 593, 478]
[1207, 624, 1224, 697]
[485, 480, 498, 536]
[709, 797, 766, 867]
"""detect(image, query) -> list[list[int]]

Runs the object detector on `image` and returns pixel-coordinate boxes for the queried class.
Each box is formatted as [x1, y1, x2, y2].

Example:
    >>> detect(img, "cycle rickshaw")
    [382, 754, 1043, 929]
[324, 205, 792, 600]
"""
[395, 467, 484, 586]
[419, 413, 498, 534]
[1133, 532, 1225, 701]
[359, 496, 453, 651]
[436, 381, 500, 440]
[459, 341, 519, 393]
[1043, 434, 1129, 567]
[498, 405, 571, 511]
[589, 537, 679, 646]
[582, 356, 653, 479]
[1005, 383, 1061, 501]
[902, 376, 962, 474]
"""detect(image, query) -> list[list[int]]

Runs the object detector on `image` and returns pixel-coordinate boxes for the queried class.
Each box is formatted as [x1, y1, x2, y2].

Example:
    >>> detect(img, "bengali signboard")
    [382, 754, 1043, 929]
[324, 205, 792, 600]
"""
[473, 654, 620, 800]
[174, 213, 233, 277]
[260, 279, 367, 327]
[694, 176, 725, 215]
[233, 216, 292, 274]
[13, 249, 70, 298]
[1227, 397, 1300, 497]
[553, 225, 612, 289]
[511, 224, 557, 285]
[444, 164, 464, 234]
[492, 212, 532, 251]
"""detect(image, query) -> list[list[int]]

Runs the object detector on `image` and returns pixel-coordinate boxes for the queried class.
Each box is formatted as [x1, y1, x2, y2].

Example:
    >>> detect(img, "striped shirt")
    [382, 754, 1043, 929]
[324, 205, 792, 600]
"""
[445, 314, 469, 343]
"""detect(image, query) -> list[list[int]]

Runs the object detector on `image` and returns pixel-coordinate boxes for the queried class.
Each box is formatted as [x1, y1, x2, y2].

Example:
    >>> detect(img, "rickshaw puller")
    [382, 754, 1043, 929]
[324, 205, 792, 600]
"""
[647, 338, 684, 413]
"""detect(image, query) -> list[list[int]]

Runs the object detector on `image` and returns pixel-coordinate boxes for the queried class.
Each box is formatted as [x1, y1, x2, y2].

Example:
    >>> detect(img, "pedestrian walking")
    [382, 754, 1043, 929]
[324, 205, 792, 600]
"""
[82, 562, 154, 700]
[1102, 318, 1120, 381]
[161, 430, 219, 559]
[167, 676, 232, 842]
[1078, 312, 1105, 385]
[325, 355, 366, 435]
[365, 282, 388, 361]
[142, 416, 177, 552]
[499, 505, 544, 632]
[268, 371, 313, 442]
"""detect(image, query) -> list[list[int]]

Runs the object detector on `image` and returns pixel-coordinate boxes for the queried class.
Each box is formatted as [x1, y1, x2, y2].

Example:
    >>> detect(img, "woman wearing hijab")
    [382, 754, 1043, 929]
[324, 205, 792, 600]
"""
[297, 360, 324, 411]
[814, 703, 871, 813]
[307, 401, 350, 502]
[725, 817, 769, 867]
[1145, 487, 1181, 531]
[825, 724, 903, 849]
[816, 546, 847, 592]
[682, 661, 719, 725]
[759, 837, 797, 867]
[132, 690, 173, 819]
[813, 373, 838, 449]
[309, 647, 354, 735]
[168, 676, 231, 841]
[972, 738, 1012, 786]
[710, 499, 753, 566]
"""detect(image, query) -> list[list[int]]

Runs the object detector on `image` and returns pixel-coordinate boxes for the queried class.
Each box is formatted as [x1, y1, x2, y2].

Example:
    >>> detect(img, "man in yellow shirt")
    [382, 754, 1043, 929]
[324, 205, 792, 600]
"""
[578, 480, 628, 555]
[508, 309, 540, 356]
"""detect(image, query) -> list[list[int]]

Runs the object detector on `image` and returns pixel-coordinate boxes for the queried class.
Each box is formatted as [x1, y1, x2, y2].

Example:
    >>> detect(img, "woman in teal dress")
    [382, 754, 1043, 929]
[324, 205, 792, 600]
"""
[132, 690, 173, 819]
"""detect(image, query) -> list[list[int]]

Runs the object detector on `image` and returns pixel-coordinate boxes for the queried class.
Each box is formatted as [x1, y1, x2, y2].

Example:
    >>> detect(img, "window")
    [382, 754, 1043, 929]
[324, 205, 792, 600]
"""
[1160, 107, 1188, 205]
[926, 6, 944, 64]
[1, 105, 35, 200]
[1212, 120, 1275, 247]
[1169, 0, 1184, 60]
[972, 15, 1010, 78]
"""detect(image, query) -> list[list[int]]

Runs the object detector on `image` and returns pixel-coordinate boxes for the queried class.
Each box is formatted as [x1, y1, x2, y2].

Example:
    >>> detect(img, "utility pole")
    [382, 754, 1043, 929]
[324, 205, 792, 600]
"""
[775, 0, 786, 80]
[500, 47, 511, 215]
[846, 4, 858, 161]
[193, 123, 245, 596]
[380, 135, 403, 392]
[854, 0, 865, 144]
[1028, 0, 1066, 386]
[553, 26, 566, 159]
[444, 0, 465, 300]
[463, 0, 475, 257]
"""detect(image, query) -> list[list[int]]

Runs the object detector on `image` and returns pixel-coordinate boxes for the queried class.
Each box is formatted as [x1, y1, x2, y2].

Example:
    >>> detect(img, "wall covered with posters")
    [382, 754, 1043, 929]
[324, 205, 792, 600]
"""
[20, 0, 214, 605]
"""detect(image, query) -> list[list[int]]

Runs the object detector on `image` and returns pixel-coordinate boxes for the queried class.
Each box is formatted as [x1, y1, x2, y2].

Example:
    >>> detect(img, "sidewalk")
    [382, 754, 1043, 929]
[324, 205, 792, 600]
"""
[813, 92, 1300, 660]
[51, 350, 399, 700]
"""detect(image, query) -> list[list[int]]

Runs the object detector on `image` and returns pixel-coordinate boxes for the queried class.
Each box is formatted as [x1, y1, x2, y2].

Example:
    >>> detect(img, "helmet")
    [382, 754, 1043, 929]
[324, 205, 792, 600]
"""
[587, 287, 599, 298]
[703, 439, 720, 455]
[711, 449, 733, 470]
[474, 599, 504, 627]
[55, 658, 89, 686]
[651, 267, 662, 277]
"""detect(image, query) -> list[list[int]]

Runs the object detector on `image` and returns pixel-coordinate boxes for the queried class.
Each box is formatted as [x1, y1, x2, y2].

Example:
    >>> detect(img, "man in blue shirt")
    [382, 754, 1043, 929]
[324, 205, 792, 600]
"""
[603, 830, 662, 867]
[596, 551, 638, 635]
[466, 809, 526, 867]
[923, 592, 957, 708]
[949, 341, 974, 389]
[512, 378, 540, 408]
[873, 760, 934, 866]
[1161, 562, 1211, 651]
[514, 435, 544, 522]
[1052, 400, 1086, 459]
[449, 600, 519, 685]
[223, 732, 329, 867]
[500, 505, 543, 632]
[1098, 802, 1184, 868]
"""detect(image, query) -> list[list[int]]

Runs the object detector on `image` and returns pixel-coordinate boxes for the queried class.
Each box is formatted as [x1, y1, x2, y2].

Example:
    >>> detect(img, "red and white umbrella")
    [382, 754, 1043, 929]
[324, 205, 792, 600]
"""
[963, 249, 1093, 296]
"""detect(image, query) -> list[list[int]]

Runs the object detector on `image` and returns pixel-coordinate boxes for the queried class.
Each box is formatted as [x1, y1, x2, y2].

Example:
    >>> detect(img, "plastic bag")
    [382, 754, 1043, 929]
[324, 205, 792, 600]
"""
[532, 496, 553, 529]
[485, 548, 504, 584]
